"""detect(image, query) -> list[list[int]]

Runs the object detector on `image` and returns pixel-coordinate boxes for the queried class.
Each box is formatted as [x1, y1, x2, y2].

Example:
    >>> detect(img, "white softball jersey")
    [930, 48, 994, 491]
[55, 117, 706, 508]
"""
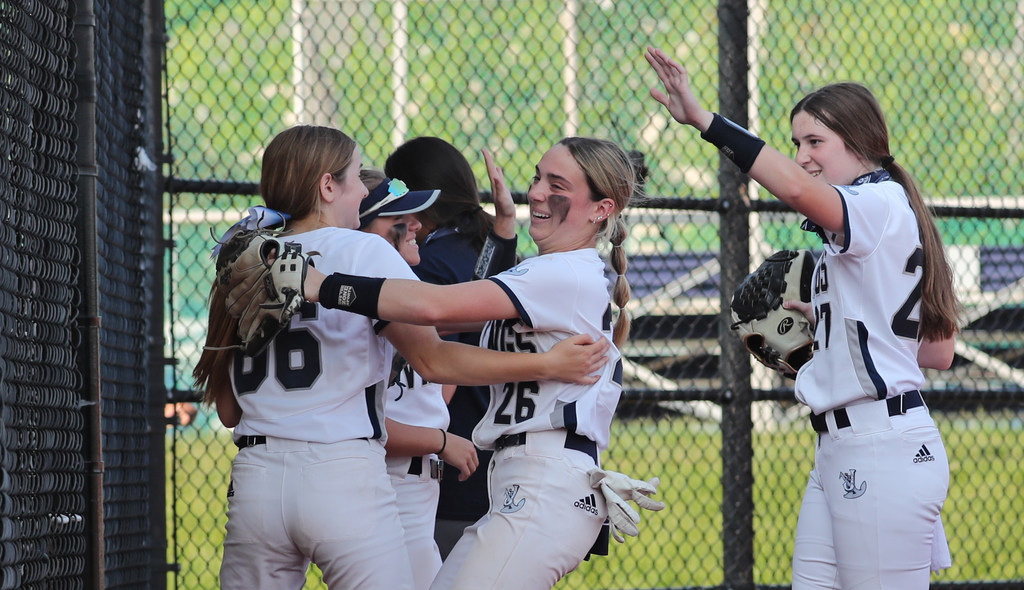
[790, 174, 952, 587]
[387, 367, 449, 430]
[473, 248, 623, 451]
[229, 227, 419, 444]
[795, 179, 927, 415]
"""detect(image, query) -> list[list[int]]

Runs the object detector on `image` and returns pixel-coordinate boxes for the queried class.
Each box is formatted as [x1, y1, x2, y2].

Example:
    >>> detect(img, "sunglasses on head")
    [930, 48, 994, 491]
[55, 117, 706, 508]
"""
[359, 178, 409, 219]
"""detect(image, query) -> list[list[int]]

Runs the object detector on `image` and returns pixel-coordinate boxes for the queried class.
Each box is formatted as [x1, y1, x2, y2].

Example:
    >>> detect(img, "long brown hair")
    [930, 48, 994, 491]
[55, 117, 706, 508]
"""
[791, 83, 961, 339]
[192, 284, 235, 404]
[192, 126, 360, 404]
[558, 137, 639, 347]
[385, 137, 493, 251]
[261, 125, 358, 220]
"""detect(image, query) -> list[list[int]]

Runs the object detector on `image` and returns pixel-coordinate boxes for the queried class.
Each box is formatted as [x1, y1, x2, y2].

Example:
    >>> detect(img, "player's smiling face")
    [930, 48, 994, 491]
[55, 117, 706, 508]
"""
[365, 213, 421, 266]
[527, 144, 602, 254]
[791, 111, 872, 185]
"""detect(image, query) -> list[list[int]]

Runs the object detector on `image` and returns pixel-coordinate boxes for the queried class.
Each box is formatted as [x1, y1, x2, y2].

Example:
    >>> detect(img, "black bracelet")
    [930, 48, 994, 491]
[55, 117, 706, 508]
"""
[700, 113, 766, 173]
[318, 273, 385, 319]
[436, 429, 447, 455]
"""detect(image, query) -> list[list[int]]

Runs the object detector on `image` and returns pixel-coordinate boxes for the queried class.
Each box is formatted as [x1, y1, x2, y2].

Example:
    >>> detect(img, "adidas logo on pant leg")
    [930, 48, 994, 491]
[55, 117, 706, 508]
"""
[574, 493, 599, 515]
[913, 444, 935, 463]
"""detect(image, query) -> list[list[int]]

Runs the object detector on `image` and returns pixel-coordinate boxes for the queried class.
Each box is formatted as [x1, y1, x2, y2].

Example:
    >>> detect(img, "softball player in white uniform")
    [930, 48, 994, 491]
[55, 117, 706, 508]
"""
[356, 171, 463, 589]
[223, 227, 420, 590]
[302, 136, 638, 589]
[647, 49, 960, 589]
[433, 249, 623, 590]
[194, 126, 611, 590]
[792, 172, 952, 589]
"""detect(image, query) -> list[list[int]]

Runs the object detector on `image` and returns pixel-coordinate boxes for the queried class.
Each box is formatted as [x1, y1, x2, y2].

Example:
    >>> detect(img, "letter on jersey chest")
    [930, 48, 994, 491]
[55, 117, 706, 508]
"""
[487, 318, 537, 353]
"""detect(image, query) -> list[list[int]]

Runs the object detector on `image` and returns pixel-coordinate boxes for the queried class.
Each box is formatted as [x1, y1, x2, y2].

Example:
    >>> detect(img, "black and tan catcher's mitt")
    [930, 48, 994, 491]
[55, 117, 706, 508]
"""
[215, 230, 312, 357]
[730, 249, 815, 376]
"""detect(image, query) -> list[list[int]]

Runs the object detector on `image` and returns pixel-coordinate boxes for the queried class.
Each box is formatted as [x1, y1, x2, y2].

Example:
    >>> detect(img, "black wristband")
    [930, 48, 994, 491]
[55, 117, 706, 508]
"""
[318, 273, 385, 319]
[700, 113, 766, 173]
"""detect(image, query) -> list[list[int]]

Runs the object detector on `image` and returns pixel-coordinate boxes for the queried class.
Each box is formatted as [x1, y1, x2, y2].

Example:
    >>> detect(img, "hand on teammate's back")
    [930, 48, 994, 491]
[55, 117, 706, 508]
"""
[543, 334, 610, 384]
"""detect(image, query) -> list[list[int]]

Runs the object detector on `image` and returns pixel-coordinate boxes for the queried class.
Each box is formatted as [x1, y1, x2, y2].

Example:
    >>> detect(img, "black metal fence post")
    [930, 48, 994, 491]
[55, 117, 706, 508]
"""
[718, 1, 755, 588]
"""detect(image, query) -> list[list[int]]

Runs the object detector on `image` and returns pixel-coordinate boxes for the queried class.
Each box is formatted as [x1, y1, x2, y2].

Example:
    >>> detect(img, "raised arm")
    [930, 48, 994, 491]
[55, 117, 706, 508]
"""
[484, 147, 517, 240]
[474, 147, 519, 279]
[644, 46, 845, 235]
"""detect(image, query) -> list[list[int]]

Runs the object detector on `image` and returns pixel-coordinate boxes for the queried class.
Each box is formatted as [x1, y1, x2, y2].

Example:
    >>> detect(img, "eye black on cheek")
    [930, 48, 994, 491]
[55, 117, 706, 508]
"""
[548, 194, 571, 222]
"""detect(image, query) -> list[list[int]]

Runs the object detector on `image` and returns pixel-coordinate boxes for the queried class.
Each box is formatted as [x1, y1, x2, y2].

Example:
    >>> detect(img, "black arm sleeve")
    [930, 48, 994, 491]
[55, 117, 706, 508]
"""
[473, 229, 518, 280]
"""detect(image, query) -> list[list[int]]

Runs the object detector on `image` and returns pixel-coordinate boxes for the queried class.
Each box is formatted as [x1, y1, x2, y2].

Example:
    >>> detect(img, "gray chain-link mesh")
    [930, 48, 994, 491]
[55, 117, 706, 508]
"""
[94, 0, 161, 586]
[0, 1, 84, 589]
[161, 1, 1024, 589]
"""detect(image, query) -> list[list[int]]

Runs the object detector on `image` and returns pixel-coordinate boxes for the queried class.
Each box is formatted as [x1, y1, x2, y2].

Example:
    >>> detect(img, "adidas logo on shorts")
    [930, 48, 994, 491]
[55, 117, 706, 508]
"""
[574, 493, 599, 515]
[913, 444, 935, 464]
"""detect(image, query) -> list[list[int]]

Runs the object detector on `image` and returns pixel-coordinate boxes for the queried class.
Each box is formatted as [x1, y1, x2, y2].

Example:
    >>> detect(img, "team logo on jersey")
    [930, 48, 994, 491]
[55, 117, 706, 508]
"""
[574, 494, 599, 515]
[500, 484, 526, 514]
[504, 266, 529, 276]
[914, 444, 935, 463]
[840, 469, 867, 499]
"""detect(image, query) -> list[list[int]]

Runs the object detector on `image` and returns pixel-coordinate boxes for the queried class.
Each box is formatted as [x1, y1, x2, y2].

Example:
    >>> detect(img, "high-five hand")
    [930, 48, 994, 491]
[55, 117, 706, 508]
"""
[644, 47, 713, 132]
[483, 147, 516, 239]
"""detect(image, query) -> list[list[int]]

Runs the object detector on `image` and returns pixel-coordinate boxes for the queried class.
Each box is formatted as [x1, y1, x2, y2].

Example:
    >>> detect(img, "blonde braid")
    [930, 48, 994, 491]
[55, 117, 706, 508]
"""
[609, 214, 631, 348]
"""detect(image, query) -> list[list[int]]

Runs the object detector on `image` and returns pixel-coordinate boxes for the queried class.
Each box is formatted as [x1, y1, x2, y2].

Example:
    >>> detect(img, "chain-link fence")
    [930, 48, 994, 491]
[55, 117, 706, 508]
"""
[0, 1, 85, 587]
[0, 0, 165, 588]
[162, 1, 1024, 589]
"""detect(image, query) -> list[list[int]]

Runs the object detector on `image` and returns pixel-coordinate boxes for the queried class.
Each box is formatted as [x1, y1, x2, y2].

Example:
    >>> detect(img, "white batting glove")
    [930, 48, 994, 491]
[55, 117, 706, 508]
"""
[587, 468, 665, 542]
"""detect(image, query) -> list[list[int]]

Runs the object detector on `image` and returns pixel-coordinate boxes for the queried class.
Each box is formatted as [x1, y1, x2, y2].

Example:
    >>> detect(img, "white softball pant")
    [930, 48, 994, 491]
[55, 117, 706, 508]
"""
[386, 455, 443, 590]
[430, 429, 606, 590]
[793, 403, 950, 589]
[220, 436, 415, 590]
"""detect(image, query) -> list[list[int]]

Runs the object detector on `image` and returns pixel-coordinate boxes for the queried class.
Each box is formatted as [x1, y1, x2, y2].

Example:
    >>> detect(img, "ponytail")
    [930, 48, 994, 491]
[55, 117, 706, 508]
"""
[192, 283, 239, 405]
[887, 162, 962, 339]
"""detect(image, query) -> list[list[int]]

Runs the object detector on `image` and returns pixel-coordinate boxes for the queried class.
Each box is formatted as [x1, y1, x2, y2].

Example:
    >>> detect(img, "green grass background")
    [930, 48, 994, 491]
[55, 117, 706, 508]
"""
[167, 410, 1024, 589]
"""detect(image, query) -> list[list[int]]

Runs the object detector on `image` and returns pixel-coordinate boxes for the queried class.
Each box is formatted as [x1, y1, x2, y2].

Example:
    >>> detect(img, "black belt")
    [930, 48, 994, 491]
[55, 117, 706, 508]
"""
[234, 435, 371, 449]
[235, 435, 266, 449]
[494, 431, 599, 464]
[408, 456, 444, 480]
[810, 390, 923, 433]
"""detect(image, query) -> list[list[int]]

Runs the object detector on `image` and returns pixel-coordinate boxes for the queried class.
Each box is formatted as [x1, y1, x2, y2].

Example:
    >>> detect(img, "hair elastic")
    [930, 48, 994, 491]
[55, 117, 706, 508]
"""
[436, 429, 447, 455]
